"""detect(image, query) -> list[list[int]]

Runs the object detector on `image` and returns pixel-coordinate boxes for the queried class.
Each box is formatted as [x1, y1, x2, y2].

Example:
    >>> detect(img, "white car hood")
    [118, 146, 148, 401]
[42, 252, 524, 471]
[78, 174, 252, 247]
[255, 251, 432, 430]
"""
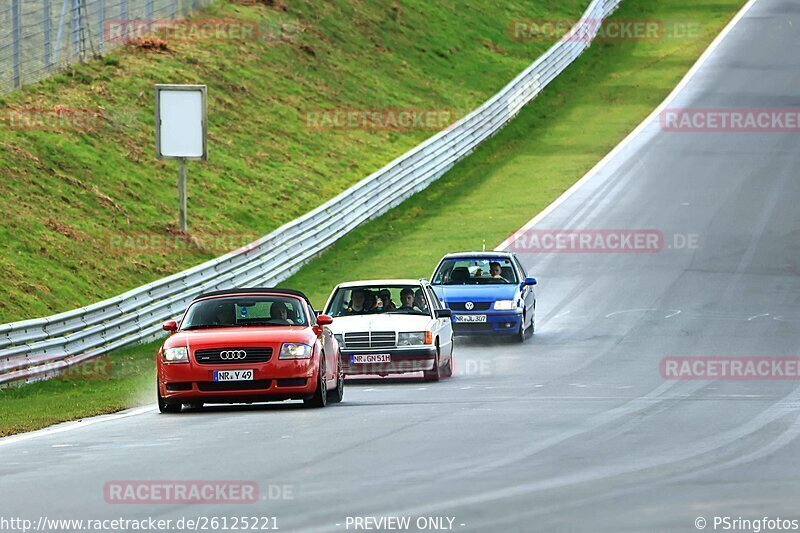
[329, 313, 433, 334]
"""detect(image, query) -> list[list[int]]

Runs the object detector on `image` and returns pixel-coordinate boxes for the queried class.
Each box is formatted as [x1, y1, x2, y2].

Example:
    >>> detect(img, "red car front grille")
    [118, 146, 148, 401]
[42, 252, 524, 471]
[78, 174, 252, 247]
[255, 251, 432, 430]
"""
[194, 347, 273, 365]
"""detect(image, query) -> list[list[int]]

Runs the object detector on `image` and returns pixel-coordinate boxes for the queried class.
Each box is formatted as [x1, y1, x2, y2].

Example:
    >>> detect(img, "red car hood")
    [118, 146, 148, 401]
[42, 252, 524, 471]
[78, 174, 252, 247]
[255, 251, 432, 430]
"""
[163, 326, 315, 351]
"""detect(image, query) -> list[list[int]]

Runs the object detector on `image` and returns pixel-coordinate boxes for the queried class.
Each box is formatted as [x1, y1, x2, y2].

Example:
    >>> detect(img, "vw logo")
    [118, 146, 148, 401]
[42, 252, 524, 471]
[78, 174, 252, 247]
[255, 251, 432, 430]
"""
[465, 302, 474, 310]
[219, 350, 247, 360]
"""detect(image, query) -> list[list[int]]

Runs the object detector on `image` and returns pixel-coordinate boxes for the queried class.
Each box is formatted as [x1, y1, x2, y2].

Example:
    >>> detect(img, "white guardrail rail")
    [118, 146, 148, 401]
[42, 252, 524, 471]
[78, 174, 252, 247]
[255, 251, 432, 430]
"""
[0, 0, 621, 385]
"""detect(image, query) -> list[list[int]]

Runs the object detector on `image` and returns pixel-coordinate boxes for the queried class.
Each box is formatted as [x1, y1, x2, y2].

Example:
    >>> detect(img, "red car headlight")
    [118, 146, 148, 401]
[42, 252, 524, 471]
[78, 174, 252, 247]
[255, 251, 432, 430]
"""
[162, 347, 189, 364]
[279, 343, 313, 359]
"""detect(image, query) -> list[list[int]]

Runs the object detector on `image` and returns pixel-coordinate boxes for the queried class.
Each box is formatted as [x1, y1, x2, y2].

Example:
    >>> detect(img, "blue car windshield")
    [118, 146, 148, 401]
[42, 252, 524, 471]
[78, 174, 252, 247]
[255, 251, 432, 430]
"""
[433, 258, 518, 285]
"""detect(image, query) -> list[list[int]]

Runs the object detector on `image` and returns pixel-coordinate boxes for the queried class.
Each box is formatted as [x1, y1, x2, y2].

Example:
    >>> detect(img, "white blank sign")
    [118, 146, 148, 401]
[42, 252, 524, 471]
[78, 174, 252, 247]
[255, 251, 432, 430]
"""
[156, 85, 206, 160]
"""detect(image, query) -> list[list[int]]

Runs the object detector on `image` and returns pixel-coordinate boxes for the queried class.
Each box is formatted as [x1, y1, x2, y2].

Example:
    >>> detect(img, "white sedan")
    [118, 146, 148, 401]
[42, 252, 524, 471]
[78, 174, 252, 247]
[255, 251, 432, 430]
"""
[322, 279, 454, 381]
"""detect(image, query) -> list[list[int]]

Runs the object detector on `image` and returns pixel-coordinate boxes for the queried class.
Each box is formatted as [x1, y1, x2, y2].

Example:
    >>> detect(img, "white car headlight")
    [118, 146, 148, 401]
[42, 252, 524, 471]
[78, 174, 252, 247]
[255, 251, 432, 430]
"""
[397, 331, 431, 346]
[279, 343, 313, 359]
[494, 300, 517, 310]
[162, 347, 189, 364]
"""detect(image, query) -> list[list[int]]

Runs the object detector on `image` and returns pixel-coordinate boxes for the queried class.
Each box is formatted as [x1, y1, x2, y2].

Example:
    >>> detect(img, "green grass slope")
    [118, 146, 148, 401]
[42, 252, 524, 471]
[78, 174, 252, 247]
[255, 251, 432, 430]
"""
[0, 0, 587, 323]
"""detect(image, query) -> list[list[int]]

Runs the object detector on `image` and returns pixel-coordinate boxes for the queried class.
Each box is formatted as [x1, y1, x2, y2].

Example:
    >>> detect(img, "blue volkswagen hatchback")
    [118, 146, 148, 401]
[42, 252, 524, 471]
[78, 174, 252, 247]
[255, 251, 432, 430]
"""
[430, 252, 537, 341]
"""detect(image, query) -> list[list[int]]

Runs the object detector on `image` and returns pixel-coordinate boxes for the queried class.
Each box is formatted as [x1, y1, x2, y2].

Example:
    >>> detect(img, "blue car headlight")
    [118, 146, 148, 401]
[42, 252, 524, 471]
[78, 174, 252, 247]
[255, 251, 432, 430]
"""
[494, 300, 518, 310]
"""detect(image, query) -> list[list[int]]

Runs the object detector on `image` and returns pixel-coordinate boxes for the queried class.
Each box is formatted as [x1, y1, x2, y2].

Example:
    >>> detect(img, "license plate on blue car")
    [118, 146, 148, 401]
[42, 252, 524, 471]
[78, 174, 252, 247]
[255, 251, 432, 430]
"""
[455, 315, 487, 323]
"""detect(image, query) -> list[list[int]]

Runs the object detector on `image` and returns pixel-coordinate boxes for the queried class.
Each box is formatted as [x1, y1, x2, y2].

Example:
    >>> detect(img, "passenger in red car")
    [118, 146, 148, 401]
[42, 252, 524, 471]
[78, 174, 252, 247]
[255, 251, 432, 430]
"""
[270, 302, 291, 324]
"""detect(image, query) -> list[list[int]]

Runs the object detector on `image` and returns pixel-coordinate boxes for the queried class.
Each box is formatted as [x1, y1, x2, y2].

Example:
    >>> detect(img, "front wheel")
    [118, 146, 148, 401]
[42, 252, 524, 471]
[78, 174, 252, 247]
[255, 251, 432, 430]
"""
[441, 354, 453, 378]
[516, 316, 527, 343]
[327, 354, 345, 404]
[157, 385, 181, 414]
[304, 359, 328, 408]
[423, 348, 441, 382]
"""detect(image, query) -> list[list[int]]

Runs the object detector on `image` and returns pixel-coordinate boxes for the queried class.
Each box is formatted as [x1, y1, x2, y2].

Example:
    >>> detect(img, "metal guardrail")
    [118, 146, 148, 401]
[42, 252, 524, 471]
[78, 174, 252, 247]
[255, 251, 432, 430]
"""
[0, 0, 622, 384]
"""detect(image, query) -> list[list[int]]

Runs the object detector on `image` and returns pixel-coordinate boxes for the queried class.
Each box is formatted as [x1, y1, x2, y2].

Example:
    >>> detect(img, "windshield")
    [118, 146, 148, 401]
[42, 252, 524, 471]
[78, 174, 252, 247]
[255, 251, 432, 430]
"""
[432, 257, 518, 285]
[326, 285, 431, 317]
[181, 295, 308, 329]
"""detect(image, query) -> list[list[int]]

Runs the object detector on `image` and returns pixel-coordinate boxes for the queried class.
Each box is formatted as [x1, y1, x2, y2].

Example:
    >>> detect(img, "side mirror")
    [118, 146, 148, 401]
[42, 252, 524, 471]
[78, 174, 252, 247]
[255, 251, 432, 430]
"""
[435, 309, 452, 319]
[162, 320, 178, 333]
[524, 277, 537, 286]
[316, 314, 333, 326]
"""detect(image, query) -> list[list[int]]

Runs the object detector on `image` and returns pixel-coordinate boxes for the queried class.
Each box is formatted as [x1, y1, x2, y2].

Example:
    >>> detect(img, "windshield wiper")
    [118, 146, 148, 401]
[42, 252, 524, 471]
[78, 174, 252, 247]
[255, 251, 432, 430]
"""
[181, 324, 222, 330]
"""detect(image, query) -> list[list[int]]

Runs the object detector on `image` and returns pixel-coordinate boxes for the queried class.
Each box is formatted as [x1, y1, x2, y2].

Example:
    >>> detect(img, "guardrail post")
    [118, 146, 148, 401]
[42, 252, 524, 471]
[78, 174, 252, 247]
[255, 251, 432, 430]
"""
[11, 0, 21, 88]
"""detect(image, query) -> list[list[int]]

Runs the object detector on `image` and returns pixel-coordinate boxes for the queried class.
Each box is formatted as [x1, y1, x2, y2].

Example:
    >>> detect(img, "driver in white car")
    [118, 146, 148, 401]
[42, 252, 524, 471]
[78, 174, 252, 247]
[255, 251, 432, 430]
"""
[343, 289, 369, 315]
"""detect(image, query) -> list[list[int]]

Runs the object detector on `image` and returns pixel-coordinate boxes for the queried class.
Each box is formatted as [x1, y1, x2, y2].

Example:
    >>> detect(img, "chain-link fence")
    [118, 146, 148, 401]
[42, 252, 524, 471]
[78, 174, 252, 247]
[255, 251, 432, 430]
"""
[0, 0, 214, 95]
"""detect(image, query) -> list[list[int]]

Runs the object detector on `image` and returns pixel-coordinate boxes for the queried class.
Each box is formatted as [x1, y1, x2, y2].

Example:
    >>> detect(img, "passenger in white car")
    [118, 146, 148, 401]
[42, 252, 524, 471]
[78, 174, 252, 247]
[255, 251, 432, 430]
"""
[398, 288, 421, 312]
[414, 288, 428, 312]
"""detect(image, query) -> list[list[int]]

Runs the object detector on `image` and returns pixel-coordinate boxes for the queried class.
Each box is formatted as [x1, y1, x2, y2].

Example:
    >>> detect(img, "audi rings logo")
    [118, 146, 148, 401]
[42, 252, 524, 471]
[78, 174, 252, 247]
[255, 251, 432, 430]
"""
[219, 350, 247, 360]
[465, 302, 474, 310]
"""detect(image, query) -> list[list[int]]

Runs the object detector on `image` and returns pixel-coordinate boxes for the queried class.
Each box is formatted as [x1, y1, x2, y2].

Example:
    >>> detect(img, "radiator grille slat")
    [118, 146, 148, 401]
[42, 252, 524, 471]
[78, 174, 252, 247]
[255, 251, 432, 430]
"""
[343, 331, 396, 349]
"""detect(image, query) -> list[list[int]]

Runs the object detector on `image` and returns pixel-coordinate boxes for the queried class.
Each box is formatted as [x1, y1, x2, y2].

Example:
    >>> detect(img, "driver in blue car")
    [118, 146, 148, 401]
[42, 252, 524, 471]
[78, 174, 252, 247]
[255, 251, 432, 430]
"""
[489, 261, 507, 281]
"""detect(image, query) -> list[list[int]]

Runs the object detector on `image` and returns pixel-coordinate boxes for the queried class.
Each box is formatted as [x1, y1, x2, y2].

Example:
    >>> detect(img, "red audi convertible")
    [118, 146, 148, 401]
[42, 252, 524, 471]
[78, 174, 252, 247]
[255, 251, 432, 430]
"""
[156, 288, 344, 412]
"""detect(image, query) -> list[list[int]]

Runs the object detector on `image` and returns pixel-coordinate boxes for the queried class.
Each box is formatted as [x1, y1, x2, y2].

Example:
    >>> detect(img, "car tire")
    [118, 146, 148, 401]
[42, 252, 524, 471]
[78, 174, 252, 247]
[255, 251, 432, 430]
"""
[516, 316, 527, 343]
[441, 354, 453, 378]
[327, 354, 345, 404]
[304, 358, 328, 408]
[424, 347, 441, 382]
[157, 386, 182, 414]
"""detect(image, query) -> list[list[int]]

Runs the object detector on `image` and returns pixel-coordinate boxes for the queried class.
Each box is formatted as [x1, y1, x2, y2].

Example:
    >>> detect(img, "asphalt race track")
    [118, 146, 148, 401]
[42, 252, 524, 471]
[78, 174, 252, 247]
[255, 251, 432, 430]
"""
[2, 0, 799, 531]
